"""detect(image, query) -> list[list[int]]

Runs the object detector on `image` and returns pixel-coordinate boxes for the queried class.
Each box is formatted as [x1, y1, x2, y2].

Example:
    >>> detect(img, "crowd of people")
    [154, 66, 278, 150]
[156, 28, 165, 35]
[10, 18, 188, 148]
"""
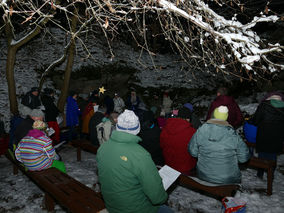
[5, 85, 284, 213]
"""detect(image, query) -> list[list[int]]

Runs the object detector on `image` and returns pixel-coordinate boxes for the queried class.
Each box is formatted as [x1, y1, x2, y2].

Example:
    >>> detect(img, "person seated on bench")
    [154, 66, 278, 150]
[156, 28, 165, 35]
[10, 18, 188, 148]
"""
[160, 106, 197, 175]
[249, 92, 284, 179]
[96, 110, 173, 213]
[189, 106, 250, 184]
[9, 109, 44, 152]
[15, 120, 66, 173]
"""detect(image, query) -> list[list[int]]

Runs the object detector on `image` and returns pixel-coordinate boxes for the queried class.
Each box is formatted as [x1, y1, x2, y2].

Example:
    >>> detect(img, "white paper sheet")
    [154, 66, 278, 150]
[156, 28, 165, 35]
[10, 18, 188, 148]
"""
[158, 165, 181, 190]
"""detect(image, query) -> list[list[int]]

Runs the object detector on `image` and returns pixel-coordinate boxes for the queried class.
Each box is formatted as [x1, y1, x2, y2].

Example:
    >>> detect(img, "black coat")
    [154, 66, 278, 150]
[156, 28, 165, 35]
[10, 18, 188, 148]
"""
[41, 95, 59, 122]
[89, 111, 105, 146]
[13, 117, 34, 146]
[139, 124, 165, 166]
[251, 100, 284, 153]
[21, 92, 41, 109]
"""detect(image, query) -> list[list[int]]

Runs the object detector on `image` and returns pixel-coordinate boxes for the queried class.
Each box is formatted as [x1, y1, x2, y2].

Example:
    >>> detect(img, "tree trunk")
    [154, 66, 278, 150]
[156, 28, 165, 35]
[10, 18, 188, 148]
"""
[4, 16, 50, 115]
[6, 46, 18, 115]
[57, 13, 79, 112]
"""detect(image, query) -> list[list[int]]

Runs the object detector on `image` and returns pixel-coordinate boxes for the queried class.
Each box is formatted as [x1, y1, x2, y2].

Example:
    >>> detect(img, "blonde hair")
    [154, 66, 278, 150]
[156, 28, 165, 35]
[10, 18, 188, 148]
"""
[33, 120, 47, 130]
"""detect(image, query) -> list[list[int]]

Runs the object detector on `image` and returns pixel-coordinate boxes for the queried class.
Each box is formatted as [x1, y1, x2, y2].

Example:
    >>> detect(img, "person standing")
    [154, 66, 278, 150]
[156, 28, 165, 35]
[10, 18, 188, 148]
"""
[41, 88, 60, 145]
[189, 106, 249, 184]
[250, 92, 284, 178]
[206, 87, 243, 128]
[113, 92, 125, 114]
[126, 89, 140, 113]
[162, 92, 172, 118]
[96, 110, 171, 213]
[66, 91, 81, 142]
[160, 107, 197, 175]
[21, 87, 42, 110]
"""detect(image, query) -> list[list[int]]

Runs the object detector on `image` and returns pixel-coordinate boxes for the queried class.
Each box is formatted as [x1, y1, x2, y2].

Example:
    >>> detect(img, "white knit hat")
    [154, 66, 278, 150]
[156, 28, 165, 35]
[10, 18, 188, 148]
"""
[116, 110, 140, 135]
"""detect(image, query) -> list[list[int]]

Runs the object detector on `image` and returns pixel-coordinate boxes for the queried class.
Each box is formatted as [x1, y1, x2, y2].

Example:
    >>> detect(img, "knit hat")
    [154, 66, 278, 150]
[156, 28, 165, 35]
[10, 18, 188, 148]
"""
[30, 109, 44, 118]
[116, 110, 140, 135]
[178, 107, 191, 119]
[30, 87, 39, 92]
[44, 88, 54, 95]
[213, 106, 229, 121]
[183, 103, 193, 112]
[32, 120, 47, 130]
[266, 95, 282, 101]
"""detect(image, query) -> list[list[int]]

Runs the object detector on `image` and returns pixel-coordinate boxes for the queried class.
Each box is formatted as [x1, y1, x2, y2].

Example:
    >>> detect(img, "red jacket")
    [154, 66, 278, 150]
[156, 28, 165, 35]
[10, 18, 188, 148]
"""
[206, 95, 243, 128]
[160, 118, 197, 174]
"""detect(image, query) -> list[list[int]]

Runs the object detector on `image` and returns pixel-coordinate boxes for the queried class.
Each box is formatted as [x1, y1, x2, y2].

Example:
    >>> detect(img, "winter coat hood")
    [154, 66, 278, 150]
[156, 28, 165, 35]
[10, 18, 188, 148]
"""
[205, 119, 232, 141]
[26, 129, 45, 138]
[162, 118, 193, 135]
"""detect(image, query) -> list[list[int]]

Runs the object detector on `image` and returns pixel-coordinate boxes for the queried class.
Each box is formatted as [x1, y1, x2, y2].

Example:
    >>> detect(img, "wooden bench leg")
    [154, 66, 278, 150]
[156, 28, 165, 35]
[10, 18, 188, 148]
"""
[44, 192, 55, 211]
[77, 146, 81, 161]
[13, 164, 18, 175]
[267, 167, 273, 195]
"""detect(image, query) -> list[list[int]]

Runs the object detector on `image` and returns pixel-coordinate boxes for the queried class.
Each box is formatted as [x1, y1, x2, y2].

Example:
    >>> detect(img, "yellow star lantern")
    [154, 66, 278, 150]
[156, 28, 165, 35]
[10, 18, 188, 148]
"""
[99, 86, 106, 95]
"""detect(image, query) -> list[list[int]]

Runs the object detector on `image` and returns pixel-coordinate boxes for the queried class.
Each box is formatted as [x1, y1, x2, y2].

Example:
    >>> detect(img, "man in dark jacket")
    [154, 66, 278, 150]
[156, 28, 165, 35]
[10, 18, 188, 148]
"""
[89, 106, 105, 146]
[21, 87, 42, 110]
[250, 93, 284, 178]
[206, 87, 243, 128]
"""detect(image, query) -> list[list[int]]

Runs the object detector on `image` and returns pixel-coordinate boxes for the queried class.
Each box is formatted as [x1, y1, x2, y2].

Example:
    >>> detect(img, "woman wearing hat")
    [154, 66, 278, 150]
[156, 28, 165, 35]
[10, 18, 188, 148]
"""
[15, 120, 65, 173]
[189, 106, 249, 184]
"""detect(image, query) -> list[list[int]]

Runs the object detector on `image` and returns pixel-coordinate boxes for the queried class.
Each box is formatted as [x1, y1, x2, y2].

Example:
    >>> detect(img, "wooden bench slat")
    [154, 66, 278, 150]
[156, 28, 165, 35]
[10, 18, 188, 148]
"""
[177, 174, 239, 199]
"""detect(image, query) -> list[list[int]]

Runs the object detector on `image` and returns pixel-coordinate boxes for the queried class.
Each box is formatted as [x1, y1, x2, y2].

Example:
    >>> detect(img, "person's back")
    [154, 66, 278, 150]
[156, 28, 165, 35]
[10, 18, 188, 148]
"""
[139, 111, 164, 166]
[66, 94, 80, 127]
[89, 109, 105, 146]
[160, 107, 196, 174]
[96, 110, 168, 213]
[15, 121, 56, 170]
[189, 106, 249, 184]
[206, 87, 243, 128]
[250, 95, 284, 153]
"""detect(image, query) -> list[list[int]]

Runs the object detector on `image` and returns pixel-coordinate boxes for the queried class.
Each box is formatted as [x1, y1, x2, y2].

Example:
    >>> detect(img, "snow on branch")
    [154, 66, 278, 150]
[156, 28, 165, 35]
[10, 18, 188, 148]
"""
[150, 0, 284, 79]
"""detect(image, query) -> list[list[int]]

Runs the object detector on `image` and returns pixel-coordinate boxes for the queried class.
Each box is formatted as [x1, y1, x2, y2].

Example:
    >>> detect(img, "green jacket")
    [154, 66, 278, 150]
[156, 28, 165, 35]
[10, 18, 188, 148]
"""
[96, 131, 167, 213]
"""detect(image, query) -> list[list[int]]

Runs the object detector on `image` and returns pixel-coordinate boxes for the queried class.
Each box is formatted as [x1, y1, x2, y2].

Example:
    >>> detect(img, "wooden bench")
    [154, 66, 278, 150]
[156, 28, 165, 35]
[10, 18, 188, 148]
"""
[176, 174, 239, 199]
[246, 156, 276, 195]
[5, 151, 105, 213]
[70, 139, 99, 161]
[71, 140, 239, 199]
[244, 141, 278, 195]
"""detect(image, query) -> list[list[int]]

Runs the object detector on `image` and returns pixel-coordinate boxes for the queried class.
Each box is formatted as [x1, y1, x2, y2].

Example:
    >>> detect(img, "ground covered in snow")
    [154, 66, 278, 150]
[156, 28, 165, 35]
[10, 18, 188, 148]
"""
[0, 144, 284, 213]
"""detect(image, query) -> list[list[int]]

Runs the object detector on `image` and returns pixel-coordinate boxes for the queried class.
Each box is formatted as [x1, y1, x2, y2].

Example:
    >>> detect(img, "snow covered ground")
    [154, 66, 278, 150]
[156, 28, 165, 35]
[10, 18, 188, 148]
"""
[1, 102, 284, 213]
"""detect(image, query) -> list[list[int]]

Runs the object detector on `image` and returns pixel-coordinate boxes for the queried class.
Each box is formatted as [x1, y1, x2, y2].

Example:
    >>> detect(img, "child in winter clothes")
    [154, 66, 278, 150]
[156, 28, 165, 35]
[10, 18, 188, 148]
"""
[15, 120, 66, 173]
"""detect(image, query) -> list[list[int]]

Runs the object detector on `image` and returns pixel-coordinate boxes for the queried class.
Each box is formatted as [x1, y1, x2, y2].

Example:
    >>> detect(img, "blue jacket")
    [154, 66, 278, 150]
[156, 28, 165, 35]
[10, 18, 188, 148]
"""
[66, 96, 81, 127]
[189, 119, 250, 184]
[243, 121, 257, 143]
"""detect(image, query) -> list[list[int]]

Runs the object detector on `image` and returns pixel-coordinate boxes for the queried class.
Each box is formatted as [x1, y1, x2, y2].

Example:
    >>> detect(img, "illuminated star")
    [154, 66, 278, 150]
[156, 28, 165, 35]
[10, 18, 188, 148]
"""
[99, 86, 106, 94]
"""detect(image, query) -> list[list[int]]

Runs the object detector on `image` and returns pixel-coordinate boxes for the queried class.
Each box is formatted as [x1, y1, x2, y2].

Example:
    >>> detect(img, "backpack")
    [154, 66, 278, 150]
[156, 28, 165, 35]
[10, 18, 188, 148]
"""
[96, 118, 114, 145]
[243, 121, 257, 143]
